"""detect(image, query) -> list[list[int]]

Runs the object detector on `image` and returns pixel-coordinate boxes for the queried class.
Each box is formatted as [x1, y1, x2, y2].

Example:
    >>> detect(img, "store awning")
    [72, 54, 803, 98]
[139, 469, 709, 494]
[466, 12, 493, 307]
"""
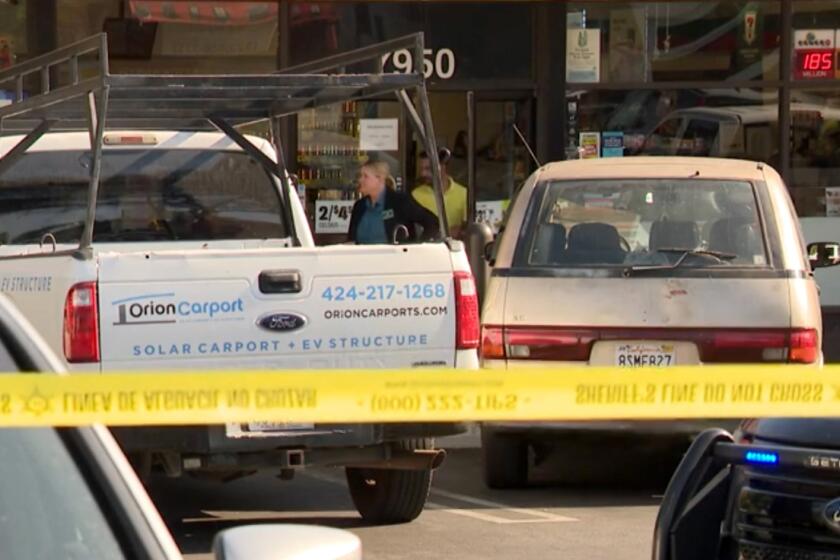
[128, 1, 337, 26]
[129, 1, 277, 26]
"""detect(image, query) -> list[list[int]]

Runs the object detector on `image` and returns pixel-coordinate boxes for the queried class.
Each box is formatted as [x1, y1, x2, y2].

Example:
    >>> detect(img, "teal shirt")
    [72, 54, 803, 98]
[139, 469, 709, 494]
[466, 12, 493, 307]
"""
[355, 191, 388, 244]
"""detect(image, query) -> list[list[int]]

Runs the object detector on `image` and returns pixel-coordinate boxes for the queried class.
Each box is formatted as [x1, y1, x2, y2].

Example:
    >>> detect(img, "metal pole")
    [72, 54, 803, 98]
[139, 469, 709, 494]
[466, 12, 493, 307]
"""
[411, 32, 448, 240]
[779, 0, 792, 184]
[270, 116, 301, 247]
[416, 83, 448, 240]
[0, 119, 52, 178]
[396, 90, 426, 138]
[86, 91, 98, 149]
[79, 85, 109, 253]
[467, 90, 476, 223]
[276, 0, 298, 178]
[99, 32, 110, 75]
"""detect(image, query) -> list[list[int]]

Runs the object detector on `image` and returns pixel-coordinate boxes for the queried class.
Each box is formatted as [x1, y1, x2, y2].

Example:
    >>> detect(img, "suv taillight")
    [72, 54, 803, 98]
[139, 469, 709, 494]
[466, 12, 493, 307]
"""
[64, 282, 100, 363]
[480, 326, 505, 359]
[705, 328, 819, 364]
[480, 326, 596, 361]
[789, 328, 819, 364]
[454, 271, 479, 349]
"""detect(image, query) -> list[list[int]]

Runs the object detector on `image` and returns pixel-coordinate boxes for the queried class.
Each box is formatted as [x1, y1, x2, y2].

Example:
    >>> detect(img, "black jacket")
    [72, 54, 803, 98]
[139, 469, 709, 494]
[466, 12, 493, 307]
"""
[348, 188, 439, 243]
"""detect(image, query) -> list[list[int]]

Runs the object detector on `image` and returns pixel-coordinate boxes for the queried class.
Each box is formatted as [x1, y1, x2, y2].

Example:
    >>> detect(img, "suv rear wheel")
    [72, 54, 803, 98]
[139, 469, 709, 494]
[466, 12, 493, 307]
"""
[345, 438, 434, 524]
[481, 429, 528, 489]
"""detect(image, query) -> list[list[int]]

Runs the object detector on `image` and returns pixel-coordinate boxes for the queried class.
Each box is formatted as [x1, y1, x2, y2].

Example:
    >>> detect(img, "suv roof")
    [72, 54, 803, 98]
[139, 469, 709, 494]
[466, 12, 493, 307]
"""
[537, 156, 768, 182]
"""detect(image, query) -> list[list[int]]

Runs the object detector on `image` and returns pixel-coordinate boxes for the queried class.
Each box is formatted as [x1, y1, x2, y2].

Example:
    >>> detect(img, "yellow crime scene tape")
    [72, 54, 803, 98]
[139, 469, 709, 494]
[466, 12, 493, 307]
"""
[0, 366, 837, 426]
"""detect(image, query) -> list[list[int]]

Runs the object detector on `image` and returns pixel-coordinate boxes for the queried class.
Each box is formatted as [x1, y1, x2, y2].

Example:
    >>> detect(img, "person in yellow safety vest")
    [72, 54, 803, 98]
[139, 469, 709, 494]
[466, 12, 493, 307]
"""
[412, 148, 468, 239]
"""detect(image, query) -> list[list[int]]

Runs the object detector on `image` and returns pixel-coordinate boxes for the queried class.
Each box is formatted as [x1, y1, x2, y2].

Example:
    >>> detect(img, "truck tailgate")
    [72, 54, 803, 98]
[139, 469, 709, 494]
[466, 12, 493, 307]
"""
[97, 244, 457, 370]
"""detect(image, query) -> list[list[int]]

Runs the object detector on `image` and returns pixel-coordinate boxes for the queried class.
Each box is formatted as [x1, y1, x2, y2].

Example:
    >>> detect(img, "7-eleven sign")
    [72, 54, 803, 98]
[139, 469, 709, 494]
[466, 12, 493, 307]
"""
[744, 10, 758, 45]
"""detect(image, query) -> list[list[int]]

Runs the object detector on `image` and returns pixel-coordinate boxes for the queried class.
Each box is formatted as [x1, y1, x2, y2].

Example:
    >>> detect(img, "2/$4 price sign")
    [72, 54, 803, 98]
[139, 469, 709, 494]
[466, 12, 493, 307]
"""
[794, 29, 840, 80]
[315, 200, 355, 234]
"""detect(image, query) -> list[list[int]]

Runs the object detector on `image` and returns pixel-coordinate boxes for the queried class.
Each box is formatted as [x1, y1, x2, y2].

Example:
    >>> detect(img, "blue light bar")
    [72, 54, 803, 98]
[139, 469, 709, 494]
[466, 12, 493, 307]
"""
[745, 450, 779, 465]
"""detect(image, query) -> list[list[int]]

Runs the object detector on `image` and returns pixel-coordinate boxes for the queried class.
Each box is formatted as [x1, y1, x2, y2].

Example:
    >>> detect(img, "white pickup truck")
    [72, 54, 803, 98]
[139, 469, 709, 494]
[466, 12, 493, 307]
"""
[0, 33, 478, 523]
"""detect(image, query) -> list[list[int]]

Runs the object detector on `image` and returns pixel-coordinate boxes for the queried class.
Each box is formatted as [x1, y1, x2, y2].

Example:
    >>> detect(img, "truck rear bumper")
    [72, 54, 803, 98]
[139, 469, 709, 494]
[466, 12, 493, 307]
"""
[110, 422, 465, 472]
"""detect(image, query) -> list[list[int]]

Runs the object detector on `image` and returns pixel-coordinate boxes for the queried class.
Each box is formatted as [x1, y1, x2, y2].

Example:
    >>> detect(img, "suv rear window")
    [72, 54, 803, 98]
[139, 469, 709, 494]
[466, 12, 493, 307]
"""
[0, 149, 286, 244]
[521, 179, 767, 268]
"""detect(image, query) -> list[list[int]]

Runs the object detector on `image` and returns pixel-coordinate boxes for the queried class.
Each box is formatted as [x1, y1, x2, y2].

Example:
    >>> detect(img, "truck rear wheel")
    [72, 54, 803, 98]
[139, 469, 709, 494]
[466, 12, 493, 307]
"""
[345, 438, 433, 524]
[481, 429, 528, 489]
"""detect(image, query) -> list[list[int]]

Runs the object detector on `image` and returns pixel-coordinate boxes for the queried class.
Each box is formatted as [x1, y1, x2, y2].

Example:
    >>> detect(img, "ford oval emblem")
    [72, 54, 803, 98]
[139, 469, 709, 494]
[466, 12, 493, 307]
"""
[823, 498, 840, 534]
[257, 312, 307, 333]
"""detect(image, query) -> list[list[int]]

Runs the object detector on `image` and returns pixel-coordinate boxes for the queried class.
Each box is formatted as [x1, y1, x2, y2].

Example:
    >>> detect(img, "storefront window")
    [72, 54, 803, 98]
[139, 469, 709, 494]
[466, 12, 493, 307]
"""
[300, 100, 402, 244]
[290, 2, 535, 240]
[787, 3, 840, 215]
[785, 89, 840, 216]
[566, 88, 778, 162]
[0, 2, 26, 71]
[565, 1, 781, 84]
[289, 2, 533, 84]
[0, 1, 26, 106]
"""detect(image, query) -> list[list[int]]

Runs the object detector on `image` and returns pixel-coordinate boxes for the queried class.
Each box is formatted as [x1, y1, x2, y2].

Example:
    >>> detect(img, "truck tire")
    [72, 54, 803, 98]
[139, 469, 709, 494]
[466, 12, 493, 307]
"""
[345, 438, 433, 524]
[481, 429, 528, 489]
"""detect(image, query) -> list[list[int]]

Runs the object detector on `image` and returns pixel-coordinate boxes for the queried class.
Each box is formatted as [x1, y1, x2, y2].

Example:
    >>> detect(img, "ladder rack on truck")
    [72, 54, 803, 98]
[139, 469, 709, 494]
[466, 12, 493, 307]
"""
[0, 32, 450, 251]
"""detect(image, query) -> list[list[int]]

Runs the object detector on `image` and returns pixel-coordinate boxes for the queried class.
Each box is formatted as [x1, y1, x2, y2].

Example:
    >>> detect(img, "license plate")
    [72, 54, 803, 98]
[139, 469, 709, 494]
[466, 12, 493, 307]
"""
[245, 422, 314, 432]
[615, 343, 675, 367]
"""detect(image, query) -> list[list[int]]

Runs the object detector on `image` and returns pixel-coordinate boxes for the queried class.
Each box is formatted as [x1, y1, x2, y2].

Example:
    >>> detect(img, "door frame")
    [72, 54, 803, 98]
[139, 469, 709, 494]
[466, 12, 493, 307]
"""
[465, 90, 536, 222]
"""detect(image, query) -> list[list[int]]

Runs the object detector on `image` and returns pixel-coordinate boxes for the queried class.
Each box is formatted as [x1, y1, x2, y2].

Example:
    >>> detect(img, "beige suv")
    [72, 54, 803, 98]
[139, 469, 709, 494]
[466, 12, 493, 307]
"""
[479, 156, 829, 488]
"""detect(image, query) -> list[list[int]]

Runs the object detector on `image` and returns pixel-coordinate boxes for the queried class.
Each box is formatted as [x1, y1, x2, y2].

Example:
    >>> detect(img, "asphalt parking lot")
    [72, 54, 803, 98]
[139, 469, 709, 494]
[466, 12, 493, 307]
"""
[148, 431, 690, 560]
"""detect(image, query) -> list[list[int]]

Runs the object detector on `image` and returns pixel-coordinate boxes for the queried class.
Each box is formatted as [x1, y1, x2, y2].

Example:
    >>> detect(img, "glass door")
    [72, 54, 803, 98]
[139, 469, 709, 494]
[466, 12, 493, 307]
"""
[405, 92, 534, 237]
[473, 97, 534, 234]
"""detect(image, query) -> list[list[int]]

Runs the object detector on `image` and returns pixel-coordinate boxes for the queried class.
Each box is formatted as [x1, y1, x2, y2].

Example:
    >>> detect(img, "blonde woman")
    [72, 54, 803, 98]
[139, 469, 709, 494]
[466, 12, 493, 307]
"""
[348, 160, 438, 244]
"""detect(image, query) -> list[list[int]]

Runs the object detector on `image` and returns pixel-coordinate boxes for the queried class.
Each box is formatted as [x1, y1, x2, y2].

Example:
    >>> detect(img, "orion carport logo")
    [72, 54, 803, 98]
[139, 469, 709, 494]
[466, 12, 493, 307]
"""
[113, 293, 245, 326]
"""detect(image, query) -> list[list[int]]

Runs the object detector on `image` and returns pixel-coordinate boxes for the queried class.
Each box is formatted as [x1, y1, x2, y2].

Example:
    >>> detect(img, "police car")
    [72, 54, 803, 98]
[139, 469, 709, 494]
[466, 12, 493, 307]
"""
[654, 421, 840, 560]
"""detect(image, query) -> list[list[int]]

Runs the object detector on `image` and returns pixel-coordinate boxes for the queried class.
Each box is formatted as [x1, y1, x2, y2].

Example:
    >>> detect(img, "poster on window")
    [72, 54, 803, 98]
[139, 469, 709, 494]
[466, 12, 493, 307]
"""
[359, 119, 399, 151]
[601, 131, 625, 157]
[735, 3, 763, 71]
[0, 37, 13, 70]
[826, 188, 840, 217]
[579, 132, 601, 159]
[476, 200, 509, 233]
[609, 10, 644, 82]
[566, 29, 601, 83]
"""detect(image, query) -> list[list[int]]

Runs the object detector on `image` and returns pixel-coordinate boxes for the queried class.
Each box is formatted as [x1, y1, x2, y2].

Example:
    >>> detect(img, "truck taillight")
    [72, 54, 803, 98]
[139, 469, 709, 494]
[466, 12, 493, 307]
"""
[454, 271, 479, 349]
[64, 282, 100, 363]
